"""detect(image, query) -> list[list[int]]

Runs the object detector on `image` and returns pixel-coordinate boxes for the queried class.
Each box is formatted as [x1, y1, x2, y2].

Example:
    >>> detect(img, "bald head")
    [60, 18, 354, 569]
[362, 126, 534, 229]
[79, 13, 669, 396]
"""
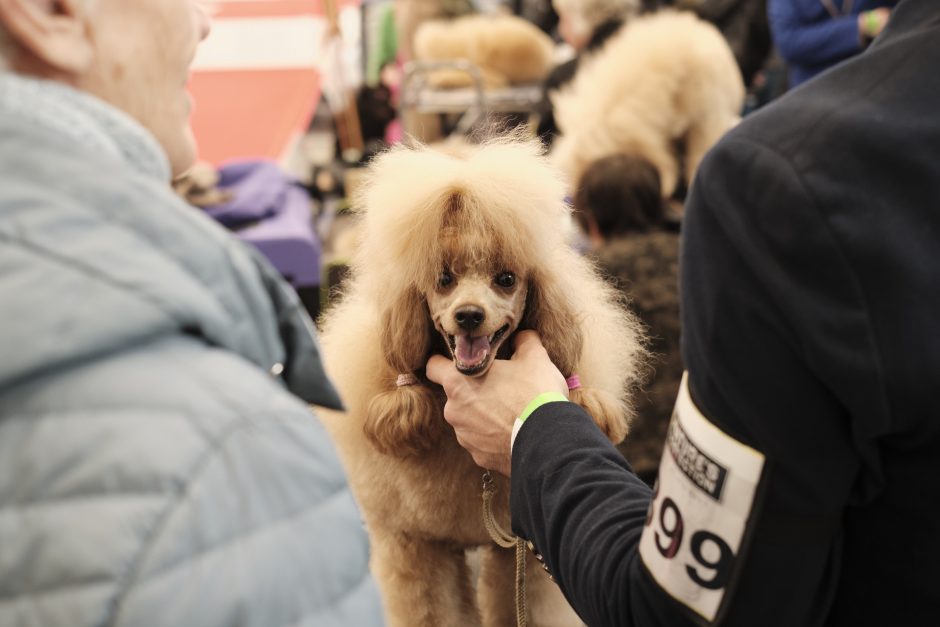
[0, 0, 211, 177]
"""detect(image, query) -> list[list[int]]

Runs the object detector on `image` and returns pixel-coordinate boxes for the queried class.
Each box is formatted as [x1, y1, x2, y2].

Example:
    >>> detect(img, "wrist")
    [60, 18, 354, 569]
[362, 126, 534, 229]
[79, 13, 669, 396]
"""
[859, 10, 881, 39]
[519, 391, 569, 423]
[510, 391, 570, 453]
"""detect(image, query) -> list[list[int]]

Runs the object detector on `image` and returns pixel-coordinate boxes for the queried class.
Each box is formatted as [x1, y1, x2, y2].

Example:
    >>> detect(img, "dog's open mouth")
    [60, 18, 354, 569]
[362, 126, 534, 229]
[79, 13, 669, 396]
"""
[445, 323, 510, 376]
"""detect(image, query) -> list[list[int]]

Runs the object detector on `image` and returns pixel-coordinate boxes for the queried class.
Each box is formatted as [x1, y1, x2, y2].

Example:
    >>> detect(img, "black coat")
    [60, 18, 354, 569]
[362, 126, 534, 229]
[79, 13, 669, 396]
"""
[510, 1, 940, 624]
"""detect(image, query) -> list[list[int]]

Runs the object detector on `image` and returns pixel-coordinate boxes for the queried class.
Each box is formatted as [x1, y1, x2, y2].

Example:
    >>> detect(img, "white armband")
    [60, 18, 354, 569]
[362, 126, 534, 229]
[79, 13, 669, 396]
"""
[639, 372, 767, 624]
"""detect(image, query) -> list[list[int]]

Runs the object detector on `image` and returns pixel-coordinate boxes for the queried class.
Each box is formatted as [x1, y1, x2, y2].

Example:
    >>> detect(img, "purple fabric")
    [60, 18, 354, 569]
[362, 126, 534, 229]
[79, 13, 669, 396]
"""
[204, 161, 296, 228]
[204, 160, 321, 288]
[238, 183, 321, 287]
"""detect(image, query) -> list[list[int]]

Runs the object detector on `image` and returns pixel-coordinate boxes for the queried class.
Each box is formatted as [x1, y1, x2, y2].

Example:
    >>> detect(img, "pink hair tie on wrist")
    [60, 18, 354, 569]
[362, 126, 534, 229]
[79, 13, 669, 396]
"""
[566, 374, 582, 391]
[396, 373, 418, 387]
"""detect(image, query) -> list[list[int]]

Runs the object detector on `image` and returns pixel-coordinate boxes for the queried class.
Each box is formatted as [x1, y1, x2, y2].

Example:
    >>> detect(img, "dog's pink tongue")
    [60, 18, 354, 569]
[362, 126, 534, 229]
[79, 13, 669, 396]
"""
[456, 335, 490, 366]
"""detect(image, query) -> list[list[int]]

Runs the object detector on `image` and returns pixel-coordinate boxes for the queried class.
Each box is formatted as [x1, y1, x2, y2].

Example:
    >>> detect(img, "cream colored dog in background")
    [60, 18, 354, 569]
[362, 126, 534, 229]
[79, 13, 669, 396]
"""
[413, 13, 555, 88]
[318, 138, 644, 626]
[552, 10, 745, 198]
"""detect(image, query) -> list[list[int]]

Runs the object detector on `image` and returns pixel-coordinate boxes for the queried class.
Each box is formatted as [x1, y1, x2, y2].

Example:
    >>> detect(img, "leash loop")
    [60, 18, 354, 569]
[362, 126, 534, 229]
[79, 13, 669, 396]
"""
[482, 470, 527, 627]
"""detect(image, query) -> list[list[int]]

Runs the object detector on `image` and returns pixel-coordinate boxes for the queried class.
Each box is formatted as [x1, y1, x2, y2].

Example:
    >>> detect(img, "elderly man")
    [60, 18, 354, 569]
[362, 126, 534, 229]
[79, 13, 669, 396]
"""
[0, 1, 383, 626]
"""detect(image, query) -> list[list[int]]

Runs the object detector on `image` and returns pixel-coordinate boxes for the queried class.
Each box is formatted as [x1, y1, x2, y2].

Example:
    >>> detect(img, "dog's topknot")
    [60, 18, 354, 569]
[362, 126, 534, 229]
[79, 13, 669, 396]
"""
[353, 138, 572, 305]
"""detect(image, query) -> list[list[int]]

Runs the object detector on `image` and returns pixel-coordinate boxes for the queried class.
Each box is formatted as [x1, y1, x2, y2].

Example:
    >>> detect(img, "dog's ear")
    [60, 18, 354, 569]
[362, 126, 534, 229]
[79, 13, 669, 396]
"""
[365, 384, 444, 457]
[379, 286, 431, 374]
[524, 272, 630, 445]
[522, 272, 582, 376]
[364, 287, 444, 457]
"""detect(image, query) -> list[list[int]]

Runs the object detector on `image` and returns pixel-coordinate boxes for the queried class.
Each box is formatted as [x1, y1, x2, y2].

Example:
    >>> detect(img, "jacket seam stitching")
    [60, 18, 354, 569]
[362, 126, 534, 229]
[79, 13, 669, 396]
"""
[118, 488, 349, 592]
[709, 135, 893, 428]
[0, 232, 183, 331]
[101, 412, 341, 626]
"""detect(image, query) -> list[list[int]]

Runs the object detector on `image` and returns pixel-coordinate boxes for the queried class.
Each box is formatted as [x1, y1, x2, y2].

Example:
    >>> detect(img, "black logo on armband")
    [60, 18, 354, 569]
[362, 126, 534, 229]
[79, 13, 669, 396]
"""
[667, 418, 728, 501]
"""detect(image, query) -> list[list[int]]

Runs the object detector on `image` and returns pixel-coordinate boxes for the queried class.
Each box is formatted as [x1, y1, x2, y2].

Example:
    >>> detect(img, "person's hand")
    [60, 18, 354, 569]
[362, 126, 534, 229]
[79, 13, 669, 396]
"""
[859, 8, 891, 40]
[426, 331, 568, 477]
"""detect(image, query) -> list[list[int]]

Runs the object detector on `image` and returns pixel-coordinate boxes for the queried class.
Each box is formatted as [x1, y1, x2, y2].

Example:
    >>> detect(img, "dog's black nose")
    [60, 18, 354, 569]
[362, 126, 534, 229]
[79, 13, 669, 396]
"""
[455, 306, 485, 331]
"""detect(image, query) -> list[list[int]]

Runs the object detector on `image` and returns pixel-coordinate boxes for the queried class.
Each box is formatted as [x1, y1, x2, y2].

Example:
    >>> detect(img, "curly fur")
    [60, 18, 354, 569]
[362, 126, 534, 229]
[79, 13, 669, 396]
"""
[552, 10, 745, 198]
[318, 137, 644, 626]
[414, 14, 555, 89]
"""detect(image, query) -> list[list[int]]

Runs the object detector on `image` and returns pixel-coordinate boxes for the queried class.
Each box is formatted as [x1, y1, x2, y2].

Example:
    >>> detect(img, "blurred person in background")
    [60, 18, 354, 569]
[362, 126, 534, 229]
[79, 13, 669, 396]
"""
[510, 0, 560, 36]
[573, 154, 681, 486]
[0, 1, 383, 625]
[394, 0, 475, 65]
[677, 0, 787, 112]
[768, 0, 897, 88]
[676, 0, 772, 90]
[391, 0, 474, 142]
[535, 0, 641, 146]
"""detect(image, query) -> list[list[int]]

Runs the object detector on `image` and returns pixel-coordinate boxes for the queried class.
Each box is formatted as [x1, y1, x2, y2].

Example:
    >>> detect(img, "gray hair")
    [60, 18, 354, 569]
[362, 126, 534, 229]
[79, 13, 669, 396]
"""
[552, 0, 640, 40]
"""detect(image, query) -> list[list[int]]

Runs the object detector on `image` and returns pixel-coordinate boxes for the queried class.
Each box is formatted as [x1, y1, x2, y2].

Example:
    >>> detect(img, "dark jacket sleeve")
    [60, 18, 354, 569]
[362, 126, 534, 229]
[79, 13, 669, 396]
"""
[510, 131, 872, 625]
[510, 403, 693, 626]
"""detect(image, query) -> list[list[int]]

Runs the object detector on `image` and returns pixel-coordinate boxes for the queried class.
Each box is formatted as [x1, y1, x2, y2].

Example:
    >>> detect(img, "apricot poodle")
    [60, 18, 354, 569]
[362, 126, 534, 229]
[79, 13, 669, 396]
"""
[318, 138, 644, 626]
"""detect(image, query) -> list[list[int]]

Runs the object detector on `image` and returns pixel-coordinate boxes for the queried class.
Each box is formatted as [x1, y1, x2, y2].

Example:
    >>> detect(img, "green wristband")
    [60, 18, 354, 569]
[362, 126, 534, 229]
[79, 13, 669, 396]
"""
[863, 11, 880, 38]
[518, 391, 569, 423]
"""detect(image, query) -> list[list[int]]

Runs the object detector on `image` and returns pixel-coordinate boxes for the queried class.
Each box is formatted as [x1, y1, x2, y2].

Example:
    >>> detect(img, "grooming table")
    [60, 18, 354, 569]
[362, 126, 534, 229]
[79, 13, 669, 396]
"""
[400, 60, 543, 136]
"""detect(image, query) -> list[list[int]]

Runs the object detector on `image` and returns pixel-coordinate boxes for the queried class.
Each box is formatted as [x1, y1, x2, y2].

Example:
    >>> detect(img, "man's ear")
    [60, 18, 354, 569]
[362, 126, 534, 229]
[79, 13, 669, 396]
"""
[0, 0, 93, 75]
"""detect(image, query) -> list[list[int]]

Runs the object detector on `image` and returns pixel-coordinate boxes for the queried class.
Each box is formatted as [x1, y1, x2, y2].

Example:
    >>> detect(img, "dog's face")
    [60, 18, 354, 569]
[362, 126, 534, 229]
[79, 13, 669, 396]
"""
[425, 266, 528, 377]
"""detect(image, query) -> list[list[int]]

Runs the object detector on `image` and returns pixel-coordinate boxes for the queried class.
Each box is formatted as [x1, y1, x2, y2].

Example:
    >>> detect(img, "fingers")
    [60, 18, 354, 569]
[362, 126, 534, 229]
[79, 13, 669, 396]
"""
[511, 329, 546, 359]
[425, 354, 454, 385]
[441, 399, 459, 427]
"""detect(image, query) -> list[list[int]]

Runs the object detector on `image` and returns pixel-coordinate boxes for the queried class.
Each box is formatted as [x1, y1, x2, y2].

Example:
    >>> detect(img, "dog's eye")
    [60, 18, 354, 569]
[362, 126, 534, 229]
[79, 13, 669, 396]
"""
[439, 270, 454, 288]
[494, 272, 516, 288]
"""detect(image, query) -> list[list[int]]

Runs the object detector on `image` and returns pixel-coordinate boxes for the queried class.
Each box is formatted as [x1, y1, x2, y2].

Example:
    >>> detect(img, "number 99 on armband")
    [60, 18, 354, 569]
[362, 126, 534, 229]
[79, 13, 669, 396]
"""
[639, 374, 766, 623]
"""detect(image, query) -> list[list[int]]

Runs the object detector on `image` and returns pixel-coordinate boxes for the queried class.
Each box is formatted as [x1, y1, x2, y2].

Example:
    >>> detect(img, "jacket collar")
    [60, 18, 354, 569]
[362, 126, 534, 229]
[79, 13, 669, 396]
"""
[0, 72, 171, 182]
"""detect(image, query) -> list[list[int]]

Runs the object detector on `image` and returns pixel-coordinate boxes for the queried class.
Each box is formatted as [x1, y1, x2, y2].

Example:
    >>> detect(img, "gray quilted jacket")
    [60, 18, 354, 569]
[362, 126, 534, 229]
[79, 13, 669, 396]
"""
[0, 74, 384, 627]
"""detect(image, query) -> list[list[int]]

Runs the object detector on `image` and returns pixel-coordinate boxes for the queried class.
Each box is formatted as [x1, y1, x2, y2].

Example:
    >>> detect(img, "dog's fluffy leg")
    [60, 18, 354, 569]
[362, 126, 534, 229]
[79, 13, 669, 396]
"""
[524, 553, 585, 627]
[477, 545, 517, 627]
[478, 545, 584, 627]
[372, 531, 481, 627]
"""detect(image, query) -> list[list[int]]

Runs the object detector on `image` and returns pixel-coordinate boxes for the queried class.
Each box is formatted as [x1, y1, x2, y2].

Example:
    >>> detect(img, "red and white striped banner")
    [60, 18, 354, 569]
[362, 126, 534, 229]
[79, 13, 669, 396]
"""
[188, 0, 360, 164]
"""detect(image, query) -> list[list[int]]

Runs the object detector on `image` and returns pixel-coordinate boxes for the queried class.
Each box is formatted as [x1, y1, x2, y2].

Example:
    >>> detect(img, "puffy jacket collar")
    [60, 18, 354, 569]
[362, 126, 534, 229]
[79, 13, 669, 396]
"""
[0, 73, 171, 182]
[0, 74, 342, 409]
